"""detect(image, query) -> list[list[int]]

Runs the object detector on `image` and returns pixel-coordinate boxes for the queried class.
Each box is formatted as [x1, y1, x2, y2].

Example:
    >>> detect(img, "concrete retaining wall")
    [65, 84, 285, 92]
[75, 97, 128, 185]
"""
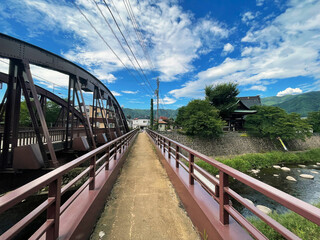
[160, 131, 320, 157]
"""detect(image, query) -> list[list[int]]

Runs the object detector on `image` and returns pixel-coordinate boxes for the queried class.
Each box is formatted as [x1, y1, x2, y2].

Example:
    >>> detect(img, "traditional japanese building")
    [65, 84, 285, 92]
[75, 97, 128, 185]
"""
[225, 96, 261, 131]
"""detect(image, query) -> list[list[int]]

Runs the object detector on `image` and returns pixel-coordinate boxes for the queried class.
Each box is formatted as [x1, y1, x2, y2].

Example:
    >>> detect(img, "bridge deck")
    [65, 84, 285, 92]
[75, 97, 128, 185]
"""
[91, 132, 200, 240]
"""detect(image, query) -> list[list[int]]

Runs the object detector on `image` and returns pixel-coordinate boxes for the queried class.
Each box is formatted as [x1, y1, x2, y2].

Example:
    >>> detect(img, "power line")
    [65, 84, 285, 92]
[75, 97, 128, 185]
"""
[74, 2, 152, 96]
[122, 0, 155, 70]
[109, 0, 151, 70]
[99, 0, 154, 92]
[91, 0, 154, 95]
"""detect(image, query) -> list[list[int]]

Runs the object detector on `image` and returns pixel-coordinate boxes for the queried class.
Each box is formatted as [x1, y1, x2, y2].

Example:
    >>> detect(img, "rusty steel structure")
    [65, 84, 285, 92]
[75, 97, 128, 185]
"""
[0, 129, 138, 239]
[0, 33, 129, 169]
[146, 129, 320, 240]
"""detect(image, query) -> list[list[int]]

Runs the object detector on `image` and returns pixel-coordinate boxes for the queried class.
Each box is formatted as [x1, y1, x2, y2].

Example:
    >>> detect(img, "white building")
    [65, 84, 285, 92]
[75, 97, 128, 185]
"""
[130, 118, 150, 129]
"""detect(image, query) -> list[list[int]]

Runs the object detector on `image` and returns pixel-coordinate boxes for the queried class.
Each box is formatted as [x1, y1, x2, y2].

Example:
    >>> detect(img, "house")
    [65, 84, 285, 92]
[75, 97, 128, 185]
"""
[132, 118, 150, 129]
[225, 96, 261, 131]
[158, 119, 167, 131]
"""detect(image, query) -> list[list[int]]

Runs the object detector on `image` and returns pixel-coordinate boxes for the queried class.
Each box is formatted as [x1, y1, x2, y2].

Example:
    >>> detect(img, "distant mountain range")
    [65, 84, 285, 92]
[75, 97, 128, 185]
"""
[261, 91, 320, 117]
[122, 91, 320, 119]
[122, 108, 178, 119]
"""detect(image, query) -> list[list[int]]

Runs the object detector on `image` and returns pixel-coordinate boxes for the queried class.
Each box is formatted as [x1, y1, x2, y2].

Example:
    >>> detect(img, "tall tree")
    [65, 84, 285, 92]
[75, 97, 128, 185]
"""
[205, 83, 240, 118]
[245, 105, 312, 140]
[150, 98, 154, 129]
[176, 100, 224, 138]
[307, 111, 320, 132]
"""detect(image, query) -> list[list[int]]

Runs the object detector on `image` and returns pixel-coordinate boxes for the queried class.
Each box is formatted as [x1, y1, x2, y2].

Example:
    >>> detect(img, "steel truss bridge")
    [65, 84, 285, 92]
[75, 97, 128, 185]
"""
[0, 34, 319, 240]
[0, 33, 128, 170]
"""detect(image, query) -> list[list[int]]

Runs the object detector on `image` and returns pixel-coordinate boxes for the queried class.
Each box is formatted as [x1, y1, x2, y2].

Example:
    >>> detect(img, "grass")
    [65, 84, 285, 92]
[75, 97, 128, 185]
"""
[248, 202, 320, 240]
[195, 148, 320, 175]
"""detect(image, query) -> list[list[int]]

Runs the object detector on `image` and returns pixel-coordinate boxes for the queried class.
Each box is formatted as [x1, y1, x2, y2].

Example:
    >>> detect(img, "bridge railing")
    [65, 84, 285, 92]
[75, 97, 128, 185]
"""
[146, 129, 320, 240]
[0, 128, 138, 240]
[0, 127, 119, 151]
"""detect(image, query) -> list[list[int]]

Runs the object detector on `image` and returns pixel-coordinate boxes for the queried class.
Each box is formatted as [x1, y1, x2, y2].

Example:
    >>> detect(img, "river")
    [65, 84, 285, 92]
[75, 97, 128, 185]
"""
[231, 163, 320, 216]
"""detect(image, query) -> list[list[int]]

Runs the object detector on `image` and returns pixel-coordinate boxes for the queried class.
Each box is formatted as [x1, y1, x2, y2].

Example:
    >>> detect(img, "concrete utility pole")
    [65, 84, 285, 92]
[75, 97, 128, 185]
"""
[155, 77, 159, 124]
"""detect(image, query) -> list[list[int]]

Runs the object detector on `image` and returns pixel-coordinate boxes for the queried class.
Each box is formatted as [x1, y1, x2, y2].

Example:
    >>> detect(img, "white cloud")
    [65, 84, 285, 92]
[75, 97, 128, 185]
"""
[222, 43, 234, 54]
[277, 87, 302, 97]
[111, 91, 121, 96]
[170, 0, 320, 99]
[256, 0, 264, 6]
[0, 0, 230, 84]
[0, 58, 9, 74]
[30, 64, 69, 88]
[122, 90, 139, 94]
[246, 85, 267, 91]
[242, 12, 255, 23]
[160, 96, 176, 105]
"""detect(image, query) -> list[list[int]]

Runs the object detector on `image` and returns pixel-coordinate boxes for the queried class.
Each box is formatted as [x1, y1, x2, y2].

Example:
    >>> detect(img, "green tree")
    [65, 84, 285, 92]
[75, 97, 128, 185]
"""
[45, 101, 61, 127]
[177, 100, 224, 138]
[19, 101, 31, 127]
[175, 106, 186, 127]
[150, 98, 154, 129]
[205, 83, 240, 118]
[245, 106, 312, 140]
[307, 111, 320, 132]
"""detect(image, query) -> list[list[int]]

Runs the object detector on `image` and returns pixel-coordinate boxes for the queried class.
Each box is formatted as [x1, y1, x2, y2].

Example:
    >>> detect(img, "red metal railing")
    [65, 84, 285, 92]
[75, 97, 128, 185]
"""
[0, 129, 138, 239]
[146, 129, 320, 240]
[0, 127, 119, 151]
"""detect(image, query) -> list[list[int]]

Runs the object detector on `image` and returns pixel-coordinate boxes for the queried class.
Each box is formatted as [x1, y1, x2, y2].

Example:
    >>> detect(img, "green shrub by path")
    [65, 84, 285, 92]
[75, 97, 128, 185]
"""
[248, 203, 320, 240]
[195, 148, 320, 175]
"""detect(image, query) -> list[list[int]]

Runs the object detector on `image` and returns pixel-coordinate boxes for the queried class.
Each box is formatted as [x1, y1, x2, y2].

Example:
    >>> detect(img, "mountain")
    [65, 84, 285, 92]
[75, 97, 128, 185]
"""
[122, 108, 178, 119]
[262, 91, 320, 117]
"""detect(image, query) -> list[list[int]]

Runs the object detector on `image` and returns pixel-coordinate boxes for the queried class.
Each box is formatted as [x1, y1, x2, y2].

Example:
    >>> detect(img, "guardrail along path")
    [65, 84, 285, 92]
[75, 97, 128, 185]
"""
[91, 132, 200, 240]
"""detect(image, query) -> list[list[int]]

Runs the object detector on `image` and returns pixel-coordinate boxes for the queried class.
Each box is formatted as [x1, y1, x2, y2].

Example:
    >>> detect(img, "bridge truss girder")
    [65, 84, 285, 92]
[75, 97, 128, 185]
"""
[0, 34, 129, 169]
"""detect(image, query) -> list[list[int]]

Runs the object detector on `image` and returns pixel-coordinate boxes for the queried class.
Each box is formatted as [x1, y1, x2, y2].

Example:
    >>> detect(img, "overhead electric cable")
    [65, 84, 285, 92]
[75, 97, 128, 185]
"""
[74, 2, 152, 96]
[100, 0, 154, 92]
[109, 0, 152, 70]
[91, 0, 154, 94]
[122, 0, 155, 69]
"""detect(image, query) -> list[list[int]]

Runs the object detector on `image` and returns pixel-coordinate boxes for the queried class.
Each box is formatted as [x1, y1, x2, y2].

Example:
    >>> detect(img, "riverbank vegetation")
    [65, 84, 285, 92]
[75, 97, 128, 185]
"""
[196, 148, 320, 175]
[248, 202, 320, 240]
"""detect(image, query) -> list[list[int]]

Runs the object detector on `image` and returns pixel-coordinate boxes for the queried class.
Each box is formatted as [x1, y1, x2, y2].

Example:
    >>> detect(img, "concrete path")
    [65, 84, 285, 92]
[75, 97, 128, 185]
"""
[91, 132, 200, 240]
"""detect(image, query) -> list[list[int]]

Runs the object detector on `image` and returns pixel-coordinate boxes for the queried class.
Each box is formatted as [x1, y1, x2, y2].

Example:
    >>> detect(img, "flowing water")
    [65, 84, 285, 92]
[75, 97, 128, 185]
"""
[231, 163, 320, 216]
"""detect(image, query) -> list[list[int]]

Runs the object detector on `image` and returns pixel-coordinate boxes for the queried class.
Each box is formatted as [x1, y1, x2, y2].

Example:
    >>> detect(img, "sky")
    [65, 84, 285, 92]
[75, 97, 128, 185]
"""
[0, 0, 320, 109]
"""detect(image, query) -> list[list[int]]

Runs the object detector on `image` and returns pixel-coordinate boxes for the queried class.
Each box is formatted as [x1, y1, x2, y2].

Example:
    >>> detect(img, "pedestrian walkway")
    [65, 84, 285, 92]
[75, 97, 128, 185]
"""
[91, 132, 200, 240]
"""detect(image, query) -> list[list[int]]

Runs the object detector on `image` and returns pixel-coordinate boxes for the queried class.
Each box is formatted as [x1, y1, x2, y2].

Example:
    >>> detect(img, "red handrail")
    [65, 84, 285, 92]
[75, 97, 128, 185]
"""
[0, 128, 138, 239]
[146, 129, 320, 240]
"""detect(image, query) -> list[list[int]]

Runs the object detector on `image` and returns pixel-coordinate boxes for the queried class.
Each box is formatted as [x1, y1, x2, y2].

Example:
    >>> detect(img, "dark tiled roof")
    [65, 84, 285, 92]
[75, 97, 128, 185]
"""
[238, 96, 261, 109]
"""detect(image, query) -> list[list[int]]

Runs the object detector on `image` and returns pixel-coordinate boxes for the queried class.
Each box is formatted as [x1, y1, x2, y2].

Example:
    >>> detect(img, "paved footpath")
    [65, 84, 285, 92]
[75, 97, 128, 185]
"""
[91, 132, 200, 240]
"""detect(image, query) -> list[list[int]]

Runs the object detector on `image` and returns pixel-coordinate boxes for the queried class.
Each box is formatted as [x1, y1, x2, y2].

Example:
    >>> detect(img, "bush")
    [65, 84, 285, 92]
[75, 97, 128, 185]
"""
[248, 202, 320, 240]
[195, 148, 320, 174]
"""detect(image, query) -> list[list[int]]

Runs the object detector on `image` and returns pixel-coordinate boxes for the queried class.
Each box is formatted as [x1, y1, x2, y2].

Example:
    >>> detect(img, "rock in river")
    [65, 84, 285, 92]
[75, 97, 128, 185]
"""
[257, 205, 272, 214]
[251, 169, 260, 174]
[244, 198, 254, 205]
[281, 167, 290, 172]
[298, 164, 306, 168]
[300, 174, 314, 179]
[273, 165, 281, 169]
[310, 171, 319, 174]
[286, 176, 297, 182]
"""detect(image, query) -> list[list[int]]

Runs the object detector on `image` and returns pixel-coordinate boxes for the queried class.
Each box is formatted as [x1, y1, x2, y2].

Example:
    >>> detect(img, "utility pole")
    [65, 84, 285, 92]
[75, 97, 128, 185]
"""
[155, 77, 159, 128]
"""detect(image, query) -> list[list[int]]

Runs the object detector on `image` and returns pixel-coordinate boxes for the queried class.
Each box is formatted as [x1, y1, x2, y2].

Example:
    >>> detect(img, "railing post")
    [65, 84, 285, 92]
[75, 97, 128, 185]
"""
[89, 155, 96, 190]
[175, 145, 179, 168]
[219, 171, 229, 225]
[168, 141, 171, 159]
[46, 177, 61, 240]
[163, 138, 165, 153]
[114, 141, 117, 160]
[105, 146, 110, 170]
[189, 153, 194, 185]
[119, 138, 122, 154]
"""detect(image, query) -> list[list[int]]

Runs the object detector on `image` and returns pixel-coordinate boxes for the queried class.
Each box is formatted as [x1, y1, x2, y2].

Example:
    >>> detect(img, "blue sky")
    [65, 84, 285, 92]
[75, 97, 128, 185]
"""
[0, 0, 320, 109]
